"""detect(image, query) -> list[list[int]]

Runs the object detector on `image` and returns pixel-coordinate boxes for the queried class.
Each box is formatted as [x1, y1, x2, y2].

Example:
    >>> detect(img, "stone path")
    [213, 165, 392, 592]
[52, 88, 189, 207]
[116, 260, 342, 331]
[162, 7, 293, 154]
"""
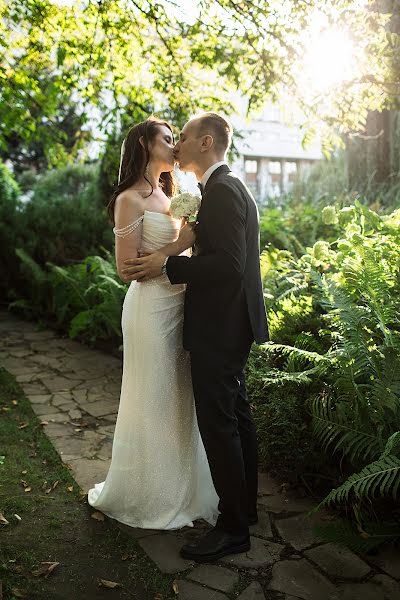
[1, 310, 399, 600]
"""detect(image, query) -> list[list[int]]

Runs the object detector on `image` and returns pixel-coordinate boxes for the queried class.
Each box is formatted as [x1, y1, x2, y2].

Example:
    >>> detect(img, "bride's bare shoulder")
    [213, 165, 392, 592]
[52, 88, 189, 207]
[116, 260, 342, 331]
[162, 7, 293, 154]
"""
[115, 187, 148, 204]
[115, 187, 149, 212]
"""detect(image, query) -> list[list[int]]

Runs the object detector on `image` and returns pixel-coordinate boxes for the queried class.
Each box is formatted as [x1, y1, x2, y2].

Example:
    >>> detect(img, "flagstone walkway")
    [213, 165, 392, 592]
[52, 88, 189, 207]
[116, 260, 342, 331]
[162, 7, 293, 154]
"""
[1, 310, 399, 600]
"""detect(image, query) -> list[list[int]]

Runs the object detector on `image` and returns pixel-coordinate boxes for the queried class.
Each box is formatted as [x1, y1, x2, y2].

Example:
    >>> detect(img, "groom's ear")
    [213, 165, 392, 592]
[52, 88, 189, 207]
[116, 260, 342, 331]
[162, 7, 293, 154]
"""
[200, 134, 214, 152]
[139, 136, 145, 149]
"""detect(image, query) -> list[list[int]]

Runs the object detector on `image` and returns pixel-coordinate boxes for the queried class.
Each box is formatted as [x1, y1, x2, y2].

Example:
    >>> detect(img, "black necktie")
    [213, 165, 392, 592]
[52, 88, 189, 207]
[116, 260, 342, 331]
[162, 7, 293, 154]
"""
[197, 182, 204, 195]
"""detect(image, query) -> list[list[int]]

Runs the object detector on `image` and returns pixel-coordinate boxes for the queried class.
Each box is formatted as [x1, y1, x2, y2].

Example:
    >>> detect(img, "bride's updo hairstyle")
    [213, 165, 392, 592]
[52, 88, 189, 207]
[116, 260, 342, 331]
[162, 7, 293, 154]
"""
[108, 116, 177, 222]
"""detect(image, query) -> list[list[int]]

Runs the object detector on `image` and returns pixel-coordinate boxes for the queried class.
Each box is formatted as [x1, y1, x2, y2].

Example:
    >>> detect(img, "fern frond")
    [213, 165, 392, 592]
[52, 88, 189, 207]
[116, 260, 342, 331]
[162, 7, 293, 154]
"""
[261, 367, 320, 386]
[310, 395, 382, 461]
[312, 519, 400, 553]
[319, 455, 400, 508]
[260, 342, 334, 364]
[15, 248, 47, 284]
[380, 431, 400, 459]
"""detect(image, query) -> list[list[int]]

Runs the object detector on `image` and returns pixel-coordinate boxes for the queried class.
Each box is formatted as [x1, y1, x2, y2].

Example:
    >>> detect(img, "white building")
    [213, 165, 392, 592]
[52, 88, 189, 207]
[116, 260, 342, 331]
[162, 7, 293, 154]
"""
[178, 101, 322, 202]
[230, 101, 322, 203]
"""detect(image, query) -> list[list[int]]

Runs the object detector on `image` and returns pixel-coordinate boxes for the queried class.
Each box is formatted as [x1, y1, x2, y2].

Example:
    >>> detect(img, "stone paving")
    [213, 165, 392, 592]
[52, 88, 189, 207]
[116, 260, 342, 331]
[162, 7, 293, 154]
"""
[1, 310, 399, 600]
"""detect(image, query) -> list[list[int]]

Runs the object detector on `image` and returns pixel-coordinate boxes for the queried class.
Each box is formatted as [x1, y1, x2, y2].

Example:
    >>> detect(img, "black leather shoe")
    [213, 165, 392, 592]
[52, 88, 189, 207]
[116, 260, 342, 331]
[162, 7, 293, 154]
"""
[180, 528, 250, 563]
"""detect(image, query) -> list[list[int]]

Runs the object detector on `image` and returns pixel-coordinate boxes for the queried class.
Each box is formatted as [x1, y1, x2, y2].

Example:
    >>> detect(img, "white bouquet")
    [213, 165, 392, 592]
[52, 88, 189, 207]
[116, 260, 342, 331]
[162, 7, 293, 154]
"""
[169, 192, 200, 222]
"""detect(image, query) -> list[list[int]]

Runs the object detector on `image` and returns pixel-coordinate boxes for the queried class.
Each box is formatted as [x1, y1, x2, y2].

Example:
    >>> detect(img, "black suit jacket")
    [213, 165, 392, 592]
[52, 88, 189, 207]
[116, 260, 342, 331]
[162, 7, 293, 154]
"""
[166, 165, 269, 353]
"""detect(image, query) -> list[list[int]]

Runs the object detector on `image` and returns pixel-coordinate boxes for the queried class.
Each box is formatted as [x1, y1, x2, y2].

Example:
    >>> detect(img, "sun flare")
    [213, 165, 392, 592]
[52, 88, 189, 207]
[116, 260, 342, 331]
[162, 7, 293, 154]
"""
[304, 30, 357, 90]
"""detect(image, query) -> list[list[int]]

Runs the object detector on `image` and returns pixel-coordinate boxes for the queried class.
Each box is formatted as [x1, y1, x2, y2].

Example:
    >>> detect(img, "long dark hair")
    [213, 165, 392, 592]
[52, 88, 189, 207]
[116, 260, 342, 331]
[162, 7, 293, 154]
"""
[107, 117, 177, 223]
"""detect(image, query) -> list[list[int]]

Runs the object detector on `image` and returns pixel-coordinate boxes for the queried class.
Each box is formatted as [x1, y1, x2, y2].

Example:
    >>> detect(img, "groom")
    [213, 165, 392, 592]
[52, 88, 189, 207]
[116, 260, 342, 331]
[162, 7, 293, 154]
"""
[123, 112, 269, 562]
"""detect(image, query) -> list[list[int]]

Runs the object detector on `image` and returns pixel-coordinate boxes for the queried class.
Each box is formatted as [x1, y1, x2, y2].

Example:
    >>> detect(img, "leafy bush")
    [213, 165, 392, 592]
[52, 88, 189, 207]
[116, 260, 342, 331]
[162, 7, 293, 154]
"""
[246, 346, 325, 481]
[0, 162, 23, 298]
[20, 164, 113, 266]
[257, 201, 400, 547]
[10, 249, 127, 346]
[259, 195, 343, 255]
[49, 253, 126, 344]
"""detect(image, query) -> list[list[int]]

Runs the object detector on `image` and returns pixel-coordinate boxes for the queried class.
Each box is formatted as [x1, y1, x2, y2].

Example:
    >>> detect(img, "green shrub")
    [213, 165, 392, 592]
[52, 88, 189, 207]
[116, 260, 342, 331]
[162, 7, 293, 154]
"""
[258, 201, 400, 546]
[0, 162, 24, 298]
[49, 253, 126, 344]
[246, 346, 324, 481]
[10, 250, 126, 346]
[20, 164, 113, 266]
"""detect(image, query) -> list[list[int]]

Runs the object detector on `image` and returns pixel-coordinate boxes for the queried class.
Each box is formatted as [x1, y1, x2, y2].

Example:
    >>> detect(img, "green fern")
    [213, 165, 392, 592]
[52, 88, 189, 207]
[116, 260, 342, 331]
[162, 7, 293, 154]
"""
[312, 518, 400, 553]
[15, 248, 47, 284]
[310, 395, 382, 462]
[318, 454, 400, 508]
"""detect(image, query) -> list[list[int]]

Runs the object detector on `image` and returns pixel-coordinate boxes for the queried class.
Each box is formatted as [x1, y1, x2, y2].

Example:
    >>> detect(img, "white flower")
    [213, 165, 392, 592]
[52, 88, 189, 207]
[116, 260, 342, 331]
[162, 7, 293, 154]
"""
[322, 205, 339, 225]
[169, 192, 201, 219]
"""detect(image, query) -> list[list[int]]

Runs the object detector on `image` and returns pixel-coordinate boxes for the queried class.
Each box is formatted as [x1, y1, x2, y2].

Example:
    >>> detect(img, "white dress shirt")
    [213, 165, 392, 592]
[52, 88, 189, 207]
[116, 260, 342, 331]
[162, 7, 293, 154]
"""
[200, 161, 228, 189]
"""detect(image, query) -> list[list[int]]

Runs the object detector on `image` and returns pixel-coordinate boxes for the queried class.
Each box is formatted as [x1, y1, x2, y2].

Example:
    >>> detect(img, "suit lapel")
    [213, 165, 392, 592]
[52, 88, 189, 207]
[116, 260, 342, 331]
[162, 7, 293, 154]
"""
[203, 164, 231, 196]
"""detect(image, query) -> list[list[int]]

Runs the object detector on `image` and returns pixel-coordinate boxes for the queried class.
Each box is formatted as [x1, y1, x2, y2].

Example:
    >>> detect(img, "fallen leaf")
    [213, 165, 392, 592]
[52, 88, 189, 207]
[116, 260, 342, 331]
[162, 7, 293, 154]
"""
[11, 588, 28, 598]
[172, 580, 179, 594]
[74, 428, 82, 432]
[46, 480, 60, 493]
[67, 485, 74, 492]
[1, 407, 10, 411]
[91, 511, 105, 522]
[99, 579, 120, 588]
[121, 553, 130, 561]
[19, 422, 29, 429]
[32, 561, 60, 578]
[0, 512, 9, 525]
[21, 470, 27, 474]
[29, 451, 37, 458]
[21, 480, 31, 492]
[42, 459, 48, 465]
[14, 514, 22, 522]
[40, 420, 49, 426]
[12, 400, 18, 405]
[44, 562, 60, 578]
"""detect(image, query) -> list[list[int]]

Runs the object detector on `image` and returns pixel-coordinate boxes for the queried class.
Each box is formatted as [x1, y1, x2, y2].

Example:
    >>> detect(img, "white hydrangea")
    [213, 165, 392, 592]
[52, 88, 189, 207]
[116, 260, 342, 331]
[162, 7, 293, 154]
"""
[169, 192, 201, 220]
[322, 205, 339, 225]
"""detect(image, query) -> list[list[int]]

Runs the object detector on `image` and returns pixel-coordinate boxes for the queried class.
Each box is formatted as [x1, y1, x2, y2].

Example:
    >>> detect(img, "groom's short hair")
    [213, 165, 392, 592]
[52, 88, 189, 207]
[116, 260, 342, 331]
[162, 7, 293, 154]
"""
[193, 112, 232, 152]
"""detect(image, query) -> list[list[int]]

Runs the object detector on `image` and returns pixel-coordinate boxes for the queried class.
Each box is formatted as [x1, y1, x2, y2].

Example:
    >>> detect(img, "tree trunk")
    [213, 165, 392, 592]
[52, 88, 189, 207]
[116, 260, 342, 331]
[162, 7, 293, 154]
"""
[347, 1, 400, 194]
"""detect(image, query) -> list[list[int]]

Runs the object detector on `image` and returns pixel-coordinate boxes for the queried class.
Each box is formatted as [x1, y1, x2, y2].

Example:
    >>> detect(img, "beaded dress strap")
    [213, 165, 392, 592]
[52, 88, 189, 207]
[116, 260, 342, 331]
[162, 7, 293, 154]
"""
[113, 215, 144, 238]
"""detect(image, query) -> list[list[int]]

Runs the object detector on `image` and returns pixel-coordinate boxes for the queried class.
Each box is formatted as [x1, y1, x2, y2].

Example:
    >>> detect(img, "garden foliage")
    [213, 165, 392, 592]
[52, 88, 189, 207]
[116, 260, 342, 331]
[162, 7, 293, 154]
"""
[2, 157, 400, 549]
[249, 201, 400, 548]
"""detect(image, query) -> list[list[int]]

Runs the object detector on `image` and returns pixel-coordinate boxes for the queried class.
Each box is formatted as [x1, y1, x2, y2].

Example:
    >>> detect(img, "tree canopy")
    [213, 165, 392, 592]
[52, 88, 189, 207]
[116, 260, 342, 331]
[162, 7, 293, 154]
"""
[1, 0, 399, 165]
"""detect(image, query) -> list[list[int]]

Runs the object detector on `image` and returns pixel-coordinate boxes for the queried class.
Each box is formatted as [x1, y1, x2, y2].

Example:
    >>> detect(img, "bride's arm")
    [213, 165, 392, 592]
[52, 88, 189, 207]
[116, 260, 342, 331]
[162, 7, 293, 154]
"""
[113, 191, 144, 283]
[121, 223, 195, 281]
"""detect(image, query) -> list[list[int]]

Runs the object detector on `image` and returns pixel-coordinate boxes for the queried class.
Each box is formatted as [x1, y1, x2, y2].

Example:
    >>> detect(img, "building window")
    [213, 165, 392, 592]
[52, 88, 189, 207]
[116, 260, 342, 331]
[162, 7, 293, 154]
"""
[286, 161, 298, 185]
[268, 161, 281, 174]
[245, 160, 258, 174]
[268, 161, 282, 196]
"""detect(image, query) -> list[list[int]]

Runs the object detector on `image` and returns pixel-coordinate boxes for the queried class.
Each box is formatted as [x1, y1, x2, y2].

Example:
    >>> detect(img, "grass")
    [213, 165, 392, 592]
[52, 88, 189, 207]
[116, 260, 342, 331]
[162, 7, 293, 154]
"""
[0, 367, 177, 600]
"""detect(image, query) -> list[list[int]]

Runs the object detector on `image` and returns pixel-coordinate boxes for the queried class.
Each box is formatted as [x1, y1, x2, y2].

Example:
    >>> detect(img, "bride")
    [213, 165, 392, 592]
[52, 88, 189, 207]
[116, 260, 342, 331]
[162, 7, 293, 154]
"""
[88, 117, 219, 529]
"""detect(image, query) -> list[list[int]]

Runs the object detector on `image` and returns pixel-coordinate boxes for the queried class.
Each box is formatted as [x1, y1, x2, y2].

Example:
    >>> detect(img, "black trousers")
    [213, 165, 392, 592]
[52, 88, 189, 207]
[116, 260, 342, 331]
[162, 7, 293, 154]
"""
[190, 346, 258, 536]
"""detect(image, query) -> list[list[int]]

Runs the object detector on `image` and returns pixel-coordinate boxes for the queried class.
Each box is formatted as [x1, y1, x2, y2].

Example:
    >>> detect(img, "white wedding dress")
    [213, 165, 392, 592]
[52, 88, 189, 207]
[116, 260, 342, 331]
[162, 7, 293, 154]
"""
[88, 210, 219, 529]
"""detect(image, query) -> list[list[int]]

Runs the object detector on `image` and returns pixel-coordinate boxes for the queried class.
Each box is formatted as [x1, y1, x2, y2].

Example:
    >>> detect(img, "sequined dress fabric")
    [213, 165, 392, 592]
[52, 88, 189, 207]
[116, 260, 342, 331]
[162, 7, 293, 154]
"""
[88, 211, 219, 529]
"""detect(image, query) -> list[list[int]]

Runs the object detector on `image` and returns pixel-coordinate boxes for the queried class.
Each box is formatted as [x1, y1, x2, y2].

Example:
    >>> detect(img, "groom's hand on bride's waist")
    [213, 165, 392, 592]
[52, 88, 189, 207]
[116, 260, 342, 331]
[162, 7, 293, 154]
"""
[122, 251, 167, 282]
